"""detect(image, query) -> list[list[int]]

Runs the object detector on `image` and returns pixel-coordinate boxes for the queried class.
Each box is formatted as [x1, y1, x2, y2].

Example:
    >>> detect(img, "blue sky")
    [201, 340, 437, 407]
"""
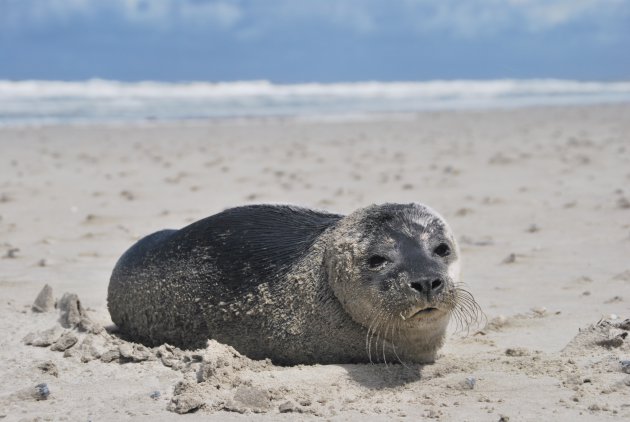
[1, 0, 629, 82]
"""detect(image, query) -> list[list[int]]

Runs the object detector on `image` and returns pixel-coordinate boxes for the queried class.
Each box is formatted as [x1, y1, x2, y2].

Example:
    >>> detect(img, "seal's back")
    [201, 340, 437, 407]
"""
[108, 205, 342, 349]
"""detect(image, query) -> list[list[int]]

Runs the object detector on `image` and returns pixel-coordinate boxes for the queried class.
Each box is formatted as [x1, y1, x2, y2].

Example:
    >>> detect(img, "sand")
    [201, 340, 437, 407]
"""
[1, 105, 629, 421]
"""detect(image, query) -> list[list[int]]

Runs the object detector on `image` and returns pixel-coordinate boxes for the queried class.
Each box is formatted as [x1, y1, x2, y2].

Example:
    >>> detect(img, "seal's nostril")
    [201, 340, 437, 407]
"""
[410, 281, 424, 293]
[431, 279, 443, 291]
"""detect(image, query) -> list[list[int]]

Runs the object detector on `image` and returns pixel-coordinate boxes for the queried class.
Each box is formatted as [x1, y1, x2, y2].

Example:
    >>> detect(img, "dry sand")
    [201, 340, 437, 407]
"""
[1, 105, 629, 421]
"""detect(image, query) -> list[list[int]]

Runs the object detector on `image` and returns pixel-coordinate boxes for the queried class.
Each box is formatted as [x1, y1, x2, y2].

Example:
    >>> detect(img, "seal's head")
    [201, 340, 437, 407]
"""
[326, 203, 480, 363]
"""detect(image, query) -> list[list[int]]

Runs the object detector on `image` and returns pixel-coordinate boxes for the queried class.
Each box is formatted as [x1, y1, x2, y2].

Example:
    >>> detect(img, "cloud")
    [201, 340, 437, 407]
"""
[119, 0, 242, 29]
[1, 0, 628, 38]
[401, 0, 630, 37]
[264, 1, 377, 33]
[0, 0, 91, 28]
[510, 0, 612, 28]
[0, 0, 243, 30]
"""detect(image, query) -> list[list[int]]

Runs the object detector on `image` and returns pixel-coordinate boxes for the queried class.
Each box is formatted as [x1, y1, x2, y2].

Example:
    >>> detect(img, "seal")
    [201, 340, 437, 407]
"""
[108, 203, 480, 365]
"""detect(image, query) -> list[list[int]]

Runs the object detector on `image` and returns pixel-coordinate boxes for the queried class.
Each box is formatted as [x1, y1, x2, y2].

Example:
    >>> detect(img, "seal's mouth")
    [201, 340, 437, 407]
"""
[406, 307, 439, 319]
[414, 307, 438, 316]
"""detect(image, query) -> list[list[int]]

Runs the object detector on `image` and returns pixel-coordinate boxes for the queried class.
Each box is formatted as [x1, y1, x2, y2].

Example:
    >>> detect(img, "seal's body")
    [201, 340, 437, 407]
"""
[108, 203, 476, 365]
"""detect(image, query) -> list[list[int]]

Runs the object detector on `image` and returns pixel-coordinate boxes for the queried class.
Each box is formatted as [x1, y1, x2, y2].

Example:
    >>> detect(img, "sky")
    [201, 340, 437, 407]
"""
[0, 0, 629, 83]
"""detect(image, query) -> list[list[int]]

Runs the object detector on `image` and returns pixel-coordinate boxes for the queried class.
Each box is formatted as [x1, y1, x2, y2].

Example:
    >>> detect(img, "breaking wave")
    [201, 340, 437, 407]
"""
[1, 79, 629, 125]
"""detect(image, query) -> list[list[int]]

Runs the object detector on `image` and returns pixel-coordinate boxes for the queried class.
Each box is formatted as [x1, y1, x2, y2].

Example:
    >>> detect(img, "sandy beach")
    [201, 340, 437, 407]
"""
[1, 105, 629, 420]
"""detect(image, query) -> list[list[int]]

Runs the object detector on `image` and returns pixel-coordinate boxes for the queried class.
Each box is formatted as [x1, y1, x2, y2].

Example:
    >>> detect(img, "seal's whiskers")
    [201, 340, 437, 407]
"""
[446, 285, 485, 334]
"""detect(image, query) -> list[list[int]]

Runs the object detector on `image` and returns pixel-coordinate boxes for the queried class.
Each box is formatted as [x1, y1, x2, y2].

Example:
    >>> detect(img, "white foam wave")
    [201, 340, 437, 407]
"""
[1, 79, 629, 125]
[2, 79, 630, 99]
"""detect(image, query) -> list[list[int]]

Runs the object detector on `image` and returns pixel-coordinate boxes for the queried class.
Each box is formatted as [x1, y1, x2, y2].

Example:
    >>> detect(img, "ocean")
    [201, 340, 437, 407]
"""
[1, 79, 629, 125]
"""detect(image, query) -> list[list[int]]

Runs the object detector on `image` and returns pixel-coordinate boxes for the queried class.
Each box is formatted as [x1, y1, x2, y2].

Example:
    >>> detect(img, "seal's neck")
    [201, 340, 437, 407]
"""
[393, 316, 449, 363]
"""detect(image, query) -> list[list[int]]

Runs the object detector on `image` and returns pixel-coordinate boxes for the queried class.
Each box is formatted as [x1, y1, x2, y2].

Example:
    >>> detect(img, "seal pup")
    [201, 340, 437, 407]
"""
[108, 203, 481, 365]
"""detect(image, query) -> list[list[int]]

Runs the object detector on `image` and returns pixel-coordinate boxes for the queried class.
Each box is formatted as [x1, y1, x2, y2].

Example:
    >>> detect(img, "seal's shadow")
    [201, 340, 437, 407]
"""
[340, 363, 423, 389]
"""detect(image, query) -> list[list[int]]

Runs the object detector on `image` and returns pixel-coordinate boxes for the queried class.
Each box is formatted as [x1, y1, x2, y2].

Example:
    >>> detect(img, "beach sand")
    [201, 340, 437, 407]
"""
[1, 105, 629, 420]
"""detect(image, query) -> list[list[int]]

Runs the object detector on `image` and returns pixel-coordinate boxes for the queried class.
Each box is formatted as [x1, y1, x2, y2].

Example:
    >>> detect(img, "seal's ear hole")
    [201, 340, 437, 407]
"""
[368, 255, 388, 269]
[433, 243, 451, 257]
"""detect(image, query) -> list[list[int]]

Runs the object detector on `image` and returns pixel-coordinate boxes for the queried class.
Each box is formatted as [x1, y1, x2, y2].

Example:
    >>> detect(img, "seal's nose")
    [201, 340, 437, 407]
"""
[410, 278, 444, 298]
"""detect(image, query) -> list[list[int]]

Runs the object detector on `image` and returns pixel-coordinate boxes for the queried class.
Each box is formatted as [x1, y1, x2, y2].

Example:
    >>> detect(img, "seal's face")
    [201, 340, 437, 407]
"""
[361, 211, 459, 322]
[327, 203, 474, 362]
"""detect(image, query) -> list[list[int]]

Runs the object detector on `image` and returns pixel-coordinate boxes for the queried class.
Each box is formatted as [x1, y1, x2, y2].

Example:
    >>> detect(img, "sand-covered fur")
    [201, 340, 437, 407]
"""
[108, 203, 471, 364]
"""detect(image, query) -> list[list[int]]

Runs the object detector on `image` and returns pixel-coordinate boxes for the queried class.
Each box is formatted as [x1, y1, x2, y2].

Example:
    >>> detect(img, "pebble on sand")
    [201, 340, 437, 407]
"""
[617, 197, 630, 209]
[4, 247, 19, 259]
[119, 343, 152, 362]
[505, 347, 530, 357]
[23, 326, 64, 347]
[278, 400, 298, 413]
[32, 284, 55, 313]
[526, 224, 540, 233]
[459, 376, 476, 390]
[58, 293, 87, 328]
[36, 361, 59, 377]
[596, 332, 627, 349]
[502, 253, 517, 264]
[50, 331, 78, 352]
[226, 386, 271, 413]
[32, 383, 50, 400]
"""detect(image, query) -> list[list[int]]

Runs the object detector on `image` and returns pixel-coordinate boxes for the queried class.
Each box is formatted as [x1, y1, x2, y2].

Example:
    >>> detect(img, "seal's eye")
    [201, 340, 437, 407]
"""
[368, 255, 388, 269]
[433, 243, 450, 257]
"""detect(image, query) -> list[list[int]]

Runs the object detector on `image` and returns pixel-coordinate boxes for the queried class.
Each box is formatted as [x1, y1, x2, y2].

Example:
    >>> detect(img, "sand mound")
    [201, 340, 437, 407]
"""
[562, 319, 630, 355]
